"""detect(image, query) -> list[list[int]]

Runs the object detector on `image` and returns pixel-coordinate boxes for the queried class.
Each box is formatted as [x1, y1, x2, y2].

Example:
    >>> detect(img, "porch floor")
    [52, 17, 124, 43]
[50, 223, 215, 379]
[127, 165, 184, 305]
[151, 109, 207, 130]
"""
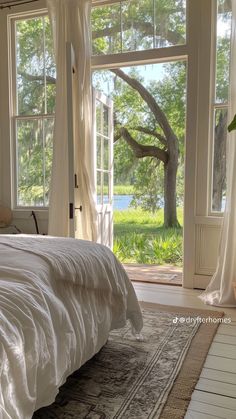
[123, 263, 182, 286]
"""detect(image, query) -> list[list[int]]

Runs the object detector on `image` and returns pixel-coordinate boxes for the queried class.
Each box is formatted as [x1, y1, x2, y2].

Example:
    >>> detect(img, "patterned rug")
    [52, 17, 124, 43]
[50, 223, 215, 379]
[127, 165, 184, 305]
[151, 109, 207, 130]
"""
[33, 304, 223, 419]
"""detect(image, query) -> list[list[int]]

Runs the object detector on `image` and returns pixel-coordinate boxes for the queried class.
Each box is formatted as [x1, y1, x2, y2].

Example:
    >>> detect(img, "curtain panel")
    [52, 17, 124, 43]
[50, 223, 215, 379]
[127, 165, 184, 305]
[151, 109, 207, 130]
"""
[47, 0, 97, 241]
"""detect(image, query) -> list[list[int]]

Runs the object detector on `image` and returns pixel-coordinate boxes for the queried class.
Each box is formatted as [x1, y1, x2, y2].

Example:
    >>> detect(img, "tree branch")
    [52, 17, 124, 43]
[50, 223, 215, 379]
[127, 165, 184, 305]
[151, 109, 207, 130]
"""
[119, 127, 168, 164]
[111, 67, 178, 150]
[92, 22, 185, 46]
[18, 71, 56, 84]
[134, 126, 167, 146]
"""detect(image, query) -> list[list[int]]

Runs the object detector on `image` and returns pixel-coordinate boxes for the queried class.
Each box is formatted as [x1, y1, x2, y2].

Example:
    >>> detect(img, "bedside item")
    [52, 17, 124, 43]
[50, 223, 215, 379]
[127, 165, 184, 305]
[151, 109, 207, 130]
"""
[0, 205, 12, 227]
[0, 205, 21, 233]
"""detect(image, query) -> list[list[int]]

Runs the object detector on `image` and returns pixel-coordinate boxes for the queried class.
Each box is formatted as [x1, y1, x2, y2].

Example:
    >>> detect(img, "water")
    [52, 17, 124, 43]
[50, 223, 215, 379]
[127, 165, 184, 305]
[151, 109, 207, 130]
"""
[113, 195, 133, 210]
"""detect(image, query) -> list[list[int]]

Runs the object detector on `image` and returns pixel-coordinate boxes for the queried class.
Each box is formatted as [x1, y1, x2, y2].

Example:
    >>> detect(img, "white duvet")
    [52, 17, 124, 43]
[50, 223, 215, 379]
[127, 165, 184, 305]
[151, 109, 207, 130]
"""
[0, 235, 143, 419]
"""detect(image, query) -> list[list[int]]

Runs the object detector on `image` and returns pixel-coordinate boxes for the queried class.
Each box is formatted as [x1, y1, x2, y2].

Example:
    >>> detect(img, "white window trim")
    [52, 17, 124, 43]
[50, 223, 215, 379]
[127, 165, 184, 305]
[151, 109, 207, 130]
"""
[0, 0, 48, 215]
[9, 8, 54, 210]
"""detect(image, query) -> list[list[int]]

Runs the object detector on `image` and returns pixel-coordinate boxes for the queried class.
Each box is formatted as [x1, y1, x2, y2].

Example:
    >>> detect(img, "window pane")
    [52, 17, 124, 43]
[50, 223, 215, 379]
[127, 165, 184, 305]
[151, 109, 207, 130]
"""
[16, 18, 44, 115]
[44, 118, 54, 204]
[154, 0, 186, 48]
[103, 172, 110, 204]
[122, 0, 154, 52]
[215, 0, 232, 103]
[96, 171, 102, 204]
[91, 3, 122, 55]
[97, 135, 102, 169]
[96, 100, 102, 133]
[92, 0, 186, 55]
[212, 108, 227, 212]
[17, 118, 53, 206]
[16, 16, 56, 115]
[17, 119, 44, 205]
[45, 16, 56, 114]
[104, 139, 109, 170]
[103, 105, 109, 137]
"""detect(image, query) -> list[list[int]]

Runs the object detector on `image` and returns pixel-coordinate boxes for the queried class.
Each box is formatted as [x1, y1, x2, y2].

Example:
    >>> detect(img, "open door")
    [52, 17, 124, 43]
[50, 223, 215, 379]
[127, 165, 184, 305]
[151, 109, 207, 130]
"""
[66, 42, 83, 239]
[66, 42, 76, 238]
[93, 90, 114, 249]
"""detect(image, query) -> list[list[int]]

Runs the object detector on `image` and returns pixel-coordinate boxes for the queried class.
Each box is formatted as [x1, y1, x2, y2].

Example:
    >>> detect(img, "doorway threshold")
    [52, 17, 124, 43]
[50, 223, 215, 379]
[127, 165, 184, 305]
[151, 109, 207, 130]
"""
[123, 264, 182, 286]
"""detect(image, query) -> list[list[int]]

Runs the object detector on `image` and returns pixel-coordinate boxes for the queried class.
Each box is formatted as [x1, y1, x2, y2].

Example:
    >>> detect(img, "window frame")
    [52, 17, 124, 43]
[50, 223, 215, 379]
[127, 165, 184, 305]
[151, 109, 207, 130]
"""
[208, 0, 232, 216]
[91, 0, 188, 70]
[10, 10, 55, 210]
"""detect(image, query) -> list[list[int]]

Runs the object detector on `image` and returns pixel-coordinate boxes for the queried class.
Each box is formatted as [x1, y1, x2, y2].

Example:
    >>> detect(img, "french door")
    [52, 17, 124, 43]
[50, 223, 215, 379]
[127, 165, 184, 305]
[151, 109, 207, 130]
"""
[93, 90, 114, 249]
[66, 41, 113, 246]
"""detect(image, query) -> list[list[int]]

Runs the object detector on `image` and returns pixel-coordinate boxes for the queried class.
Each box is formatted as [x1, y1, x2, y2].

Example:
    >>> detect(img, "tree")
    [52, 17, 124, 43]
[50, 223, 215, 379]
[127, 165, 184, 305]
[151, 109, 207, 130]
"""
[110, 66, 182, 227]
[212, 110, 227, 211]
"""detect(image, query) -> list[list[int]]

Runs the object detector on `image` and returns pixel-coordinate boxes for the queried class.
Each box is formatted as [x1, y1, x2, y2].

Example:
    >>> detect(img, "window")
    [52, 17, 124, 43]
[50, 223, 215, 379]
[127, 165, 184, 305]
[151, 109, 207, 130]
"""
[12, 14, 56, 207]
[91, 0, 186, 55]
[211, 0, 232, 212]
[95, 94, 113, 206]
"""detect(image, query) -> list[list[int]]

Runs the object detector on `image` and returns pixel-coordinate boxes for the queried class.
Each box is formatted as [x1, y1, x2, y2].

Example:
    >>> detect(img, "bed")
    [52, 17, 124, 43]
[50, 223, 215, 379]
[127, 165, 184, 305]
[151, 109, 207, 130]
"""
[0, 235, 143, 419]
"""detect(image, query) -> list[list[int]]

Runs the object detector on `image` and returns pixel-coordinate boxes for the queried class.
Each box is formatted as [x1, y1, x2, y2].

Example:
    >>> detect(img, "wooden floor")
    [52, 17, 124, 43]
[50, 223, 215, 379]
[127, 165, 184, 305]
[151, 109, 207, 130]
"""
[133, 282, 236, 419]
[124, 263, 182, 286]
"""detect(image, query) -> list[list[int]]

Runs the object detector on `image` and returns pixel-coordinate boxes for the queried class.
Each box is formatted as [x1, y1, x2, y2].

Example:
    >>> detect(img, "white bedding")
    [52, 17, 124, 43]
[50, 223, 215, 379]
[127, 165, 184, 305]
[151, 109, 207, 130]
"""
[0, 235, 143, 419]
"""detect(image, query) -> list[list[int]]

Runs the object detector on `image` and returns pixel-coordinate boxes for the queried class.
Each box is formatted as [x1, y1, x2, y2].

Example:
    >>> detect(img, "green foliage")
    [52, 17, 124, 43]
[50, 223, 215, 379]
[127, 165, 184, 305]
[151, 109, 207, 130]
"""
[91, 0, 186, 55]
[216, 38, 231, 103]
[114, 207, 183, 231]
[228, 114, 236, 133]
[113, 184, 135, 195]
[131, 158, 164, 213]
[113, 208, 183, 265]
[16, 16, 56, 115]
[15, 16, 55, 206]
[17, 119, 53, 206]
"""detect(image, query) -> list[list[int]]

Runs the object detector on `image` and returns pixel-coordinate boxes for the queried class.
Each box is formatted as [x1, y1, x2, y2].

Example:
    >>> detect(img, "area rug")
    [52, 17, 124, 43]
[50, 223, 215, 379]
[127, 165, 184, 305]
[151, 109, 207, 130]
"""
[33, 304, 223, 419]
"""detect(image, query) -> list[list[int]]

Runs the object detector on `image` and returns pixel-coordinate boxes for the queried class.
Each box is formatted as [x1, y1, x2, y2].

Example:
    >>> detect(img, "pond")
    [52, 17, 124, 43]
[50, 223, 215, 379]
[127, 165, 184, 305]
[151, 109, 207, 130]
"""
[113, 195, 133, 210]
[113, 194, 165, 210]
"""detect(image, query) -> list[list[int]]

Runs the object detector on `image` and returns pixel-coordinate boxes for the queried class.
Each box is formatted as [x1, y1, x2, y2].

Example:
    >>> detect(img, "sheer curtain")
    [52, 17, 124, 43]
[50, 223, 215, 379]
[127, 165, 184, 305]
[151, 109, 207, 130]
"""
[47, 0, 97, 241]
[199, 2, 236, 307]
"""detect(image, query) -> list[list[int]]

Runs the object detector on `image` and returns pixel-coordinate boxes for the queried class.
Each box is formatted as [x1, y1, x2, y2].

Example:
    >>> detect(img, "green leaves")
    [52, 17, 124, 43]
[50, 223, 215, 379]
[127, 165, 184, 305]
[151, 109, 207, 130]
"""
[113, 208, 183, 265]
[228, 114, 236, 132]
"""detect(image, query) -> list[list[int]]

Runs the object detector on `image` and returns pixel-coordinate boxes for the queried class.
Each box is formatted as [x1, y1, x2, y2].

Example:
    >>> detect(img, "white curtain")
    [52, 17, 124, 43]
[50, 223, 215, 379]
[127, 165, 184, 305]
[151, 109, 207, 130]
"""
[199, 3, 236, 307]
[47, 0, 97, 241]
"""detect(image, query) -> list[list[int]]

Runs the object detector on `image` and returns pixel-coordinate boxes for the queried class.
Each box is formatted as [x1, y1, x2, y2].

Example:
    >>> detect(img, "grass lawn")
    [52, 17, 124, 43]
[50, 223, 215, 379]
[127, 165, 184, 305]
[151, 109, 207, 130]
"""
[113, 184, 134, 195]
[113, 208, 183, 266]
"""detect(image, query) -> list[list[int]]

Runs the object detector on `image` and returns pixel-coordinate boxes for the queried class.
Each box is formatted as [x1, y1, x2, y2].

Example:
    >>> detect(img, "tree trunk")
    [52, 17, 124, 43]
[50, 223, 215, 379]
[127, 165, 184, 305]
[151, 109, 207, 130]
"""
[164, 150, 179, 227]
[212, 111, 227, 211]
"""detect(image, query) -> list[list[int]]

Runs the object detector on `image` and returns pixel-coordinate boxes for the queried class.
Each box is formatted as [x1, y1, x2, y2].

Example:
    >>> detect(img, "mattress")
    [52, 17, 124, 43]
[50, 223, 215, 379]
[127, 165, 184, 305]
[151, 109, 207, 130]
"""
[0, 235, 143, 419]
